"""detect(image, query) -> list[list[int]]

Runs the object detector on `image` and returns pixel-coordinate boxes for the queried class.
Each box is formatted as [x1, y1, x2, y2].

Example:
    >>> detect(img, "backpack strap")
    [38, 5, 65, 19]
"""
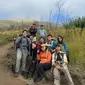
[46, 49, 48, 58]
[54, 52, 64, 61]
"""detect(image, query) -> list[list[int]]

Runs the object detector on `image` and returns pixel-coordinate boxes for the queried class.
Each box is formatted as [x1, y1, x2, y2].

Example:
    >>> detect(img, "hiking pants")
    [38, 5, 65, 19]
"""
[33, 63, 51, 81]
[53, 65, 74, 85]
[15, 49, 28, 72]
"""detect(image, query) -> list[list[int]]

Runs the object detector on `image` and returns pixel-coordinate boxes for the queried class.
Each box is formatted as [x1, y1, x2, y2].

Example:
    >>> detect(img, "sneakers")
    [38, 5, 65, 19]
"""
[26, 79, 35, 85]
[37, 78, 46, 84]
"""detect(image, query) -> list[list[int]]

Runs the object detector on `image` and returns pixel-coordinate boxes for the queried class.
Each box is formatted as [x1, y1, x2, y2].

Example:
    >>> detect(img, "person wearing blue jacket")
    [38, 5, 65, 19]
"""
[38, 25, 47, 40]
[46, 34, 57, 53]
[57, 35, 69, 62]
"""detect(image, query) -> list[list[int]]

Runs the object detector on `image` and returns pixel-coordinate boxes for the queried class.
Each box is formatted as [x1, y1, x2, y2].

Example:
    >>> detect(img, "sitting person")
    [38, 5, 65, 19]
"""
[57, 35, 69, 62]
[46, 34, 57, 53]
[52, 45, 74, 85]
[37, 37, 45, 54]
[27, 44, 52, 85]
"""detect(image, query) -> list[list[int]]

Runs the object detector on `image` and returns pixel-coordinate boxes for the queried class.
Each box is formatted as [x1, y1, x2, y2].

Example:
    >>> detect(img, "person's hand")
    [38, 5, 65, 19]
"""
[56, 66, 64, 70]
[56, 66, 61, 69]
[60, 67, 64, 70]
[32, 61, 34, 63]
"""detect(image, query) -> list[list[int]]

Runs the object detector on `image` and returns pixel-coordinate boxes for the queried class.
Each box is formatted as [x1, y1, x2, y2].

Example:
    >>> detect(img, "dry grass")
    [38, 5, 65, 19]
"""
[0, 28, 85, 68]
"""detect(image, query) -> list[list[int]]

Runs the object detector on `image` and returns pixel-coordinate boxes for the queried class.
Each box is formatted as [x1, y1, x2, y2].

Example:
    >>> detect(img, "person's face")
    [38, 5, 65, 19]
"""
[48, 36, 52, 41]
[23, 31, 27, 36]
[40, 26, 44, 29]
[30, 36, 33, 40]
[55, 46, 61, 52]
[58, 37, 62, 42]
[32, 43, 36, 49]
[41, 46, 46, 51]
[33, 25, 36, 28]
[40, 38, 44, 43]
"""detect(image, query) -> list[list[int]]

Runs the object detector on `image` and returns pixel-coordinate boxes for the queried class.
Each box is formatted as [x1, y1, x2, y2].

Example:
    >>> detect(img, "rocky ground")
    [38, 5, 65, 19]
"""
[1, 43, 85, 85]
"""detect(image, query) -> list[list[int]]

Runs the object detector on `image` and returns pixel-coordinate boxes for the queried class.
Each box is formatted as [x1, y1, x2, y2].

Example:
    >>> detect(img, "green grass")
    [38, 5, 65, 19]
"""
[0, 36, 9, 45]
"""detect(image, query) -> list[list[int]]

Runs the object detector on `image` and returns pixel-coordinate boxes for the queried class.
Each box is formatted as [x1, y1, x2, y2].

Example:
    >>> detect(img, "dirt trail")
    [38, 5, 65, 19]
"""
[0, 43, 83, 85]
[0, 43, 26, 85]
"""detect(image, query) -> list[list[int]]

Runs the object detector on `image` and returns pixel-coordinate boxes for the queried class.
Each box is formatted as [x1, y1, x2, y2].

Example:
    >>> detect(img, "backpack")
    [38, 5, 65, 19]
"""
[16, 36, 29, 51]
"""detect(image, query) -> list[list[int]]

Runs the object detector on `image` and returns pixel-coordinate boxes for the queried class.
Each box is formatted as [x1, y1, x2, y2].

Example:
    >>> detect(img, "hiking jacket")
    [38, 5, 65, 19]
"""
[38, 29, 47, 37]
[15, 36, 30, 51]
[32, 47, 37, 61]
[29, 27, 37, 36]
[46, 40, 57, 51]
[37, 50, 52, 64]
[52, 51, 68, 67]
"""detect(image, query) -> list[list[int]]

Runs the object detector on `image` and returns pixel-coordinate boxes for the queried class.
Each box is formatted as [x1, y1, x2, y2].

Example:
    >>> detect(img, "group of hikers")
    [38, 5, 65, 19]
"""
[14, 23, 74, 85]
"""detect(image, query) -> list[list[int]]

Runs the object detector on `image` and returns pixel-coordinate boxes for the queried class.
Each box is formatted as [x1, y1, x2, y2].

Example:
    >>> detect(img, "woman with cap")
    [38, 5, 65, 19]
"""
[33, 44, 52, 84]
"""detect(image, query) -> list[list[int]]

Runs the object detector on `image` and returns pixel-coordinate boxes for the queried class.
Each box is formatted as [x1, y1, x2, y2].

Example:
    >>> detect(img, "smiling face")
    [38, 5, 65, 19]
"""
[23, 30, 27, 37]
[40, 25, 44, 29]
[40, 38, 44, 43]
[58, 37, 63, 42]
[30, 35, 33, 40]
[32, 43, 36, 49]
[33, 24, 36, 28]
[47, 35, 52, 41]
[41, 46, 46, 51]
[55, 46, 61, 52]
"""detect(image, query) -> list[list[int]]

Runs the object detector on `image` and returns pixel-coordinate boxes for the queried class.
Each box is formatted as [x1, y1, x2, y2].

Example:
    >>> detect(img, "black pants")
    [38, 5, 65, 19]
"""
[33, 63, 51, 82]
[27, 60, 40, 77]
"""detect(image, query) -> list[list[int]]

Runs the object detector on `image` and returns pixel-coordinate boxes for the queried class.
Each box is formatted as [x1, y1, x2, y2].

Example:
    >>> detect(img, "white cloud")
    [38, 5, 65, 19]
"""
[0, 0, 85, 19]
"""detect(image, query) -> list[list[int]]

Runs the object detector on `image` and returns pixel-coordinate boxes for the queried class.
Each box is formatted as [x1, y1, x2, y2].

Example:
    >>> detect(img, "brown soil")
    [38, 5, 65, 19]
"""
[0, 43, 26, 85]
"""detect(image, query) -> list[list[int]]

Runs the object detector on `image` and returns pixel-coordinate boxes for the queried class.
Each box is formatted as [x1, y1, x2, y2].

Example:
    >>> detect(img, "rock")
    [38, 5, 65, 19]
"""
[44, 69, 54, 81]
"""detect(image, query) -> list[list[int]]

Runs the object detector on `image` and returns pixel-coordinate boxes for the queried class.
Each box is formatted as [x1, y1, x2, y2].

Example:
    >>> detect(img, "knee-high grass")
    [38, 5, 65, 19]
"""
[0, 28, 85, 69]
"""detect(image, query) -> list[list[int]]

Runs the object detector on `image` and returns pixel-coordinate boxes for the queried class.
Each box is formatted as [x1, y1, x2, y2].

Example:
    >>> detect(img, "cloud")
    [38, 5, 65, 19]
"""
[0, 0, 85, 20]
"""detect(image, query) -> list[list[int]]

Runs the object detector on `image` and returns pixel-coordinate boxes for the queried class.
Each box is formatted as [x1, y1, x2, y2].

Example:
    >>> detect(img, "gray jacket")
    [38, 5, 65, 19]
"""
[15, 36, 30, 51]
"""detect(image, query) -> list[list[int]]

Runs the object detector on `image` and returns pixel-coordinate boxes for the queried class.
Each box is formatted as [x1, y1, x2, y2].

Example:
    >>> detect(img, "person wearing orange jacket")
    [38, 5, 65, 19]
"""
[33, 44, 52, 84]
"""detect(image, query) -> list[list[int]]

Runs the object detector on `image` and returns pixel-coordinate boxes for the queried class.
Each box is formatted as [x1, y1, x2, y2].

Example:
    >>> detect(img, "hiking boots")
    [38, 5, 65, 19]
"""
[26, 79, 35, 85]
[21, 71, 28, 79]
[37, 78, 46, 84]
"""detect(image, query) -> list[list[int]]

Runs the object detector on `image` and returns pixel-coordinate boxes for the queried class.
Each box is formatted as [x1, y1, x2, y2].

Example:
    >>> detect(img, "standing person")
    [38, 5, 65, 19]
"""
[52, 45, 74, 85]
[46, 34, 57, 53]
[38, 25, 47, 40]
[29, 35, 34, 57]
[27, 42, 37, 78]
[14, 30, 30, 77]
[25, 35, 34, 77]
[29, 24, 37, 41]
[57, 35, 69, 62]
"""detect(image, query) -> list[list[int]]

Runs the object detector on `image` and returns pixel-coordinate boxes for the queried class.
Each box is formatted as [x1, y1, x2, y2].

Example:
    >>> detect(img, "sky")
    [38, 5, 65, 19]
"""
[0, 0, 85, 22]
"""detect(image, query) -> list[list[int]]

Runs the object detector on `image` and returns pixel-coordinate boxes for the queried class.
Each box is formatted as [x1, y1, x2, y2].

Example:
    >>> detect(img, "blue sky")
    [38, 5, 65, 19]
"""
[0, 0, 85, 22]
